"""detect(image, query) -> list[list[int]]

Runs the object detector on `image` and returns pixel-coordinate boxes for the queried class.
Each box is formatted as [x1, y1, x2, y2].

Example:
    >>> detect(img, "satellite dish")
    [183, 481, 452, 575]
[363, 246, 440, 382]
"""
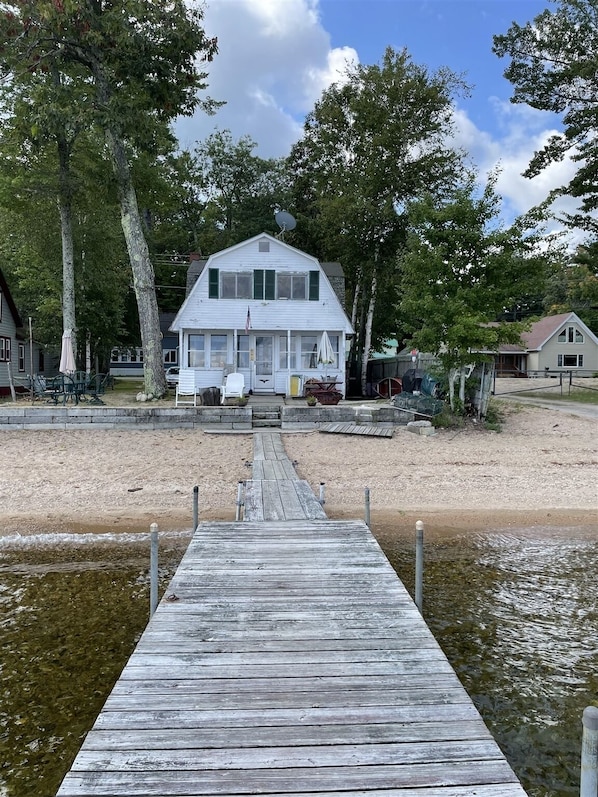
[275, 210, 297, 232]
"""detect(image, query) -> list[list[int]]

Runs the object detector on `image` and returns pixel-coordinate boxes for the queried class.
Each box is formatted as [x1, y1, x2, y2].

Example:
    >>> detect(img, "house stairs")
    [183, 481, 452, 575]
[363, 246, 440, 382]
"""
[250, 404, 282, 428]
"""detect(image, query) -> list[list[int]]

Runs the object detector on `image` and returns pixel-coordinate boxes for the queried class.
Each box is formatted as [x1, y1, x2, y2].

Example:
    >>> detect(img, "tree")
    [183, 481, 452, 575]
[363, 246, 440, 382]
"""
[289, 47, 468, 394]
[400, 174, 551, 409]
[0, 1, 219, 397]
[193, 130, 293, 253]
[493, 0, 598, 232]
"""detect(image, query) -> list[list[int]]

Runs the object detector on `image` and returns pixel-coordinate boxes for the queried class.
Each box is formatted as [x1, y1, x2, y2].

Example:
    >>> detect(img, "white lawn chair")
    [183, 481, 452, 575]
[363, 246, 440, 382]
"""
[220, 372, 245, 404]
[175, 370, 198, 407]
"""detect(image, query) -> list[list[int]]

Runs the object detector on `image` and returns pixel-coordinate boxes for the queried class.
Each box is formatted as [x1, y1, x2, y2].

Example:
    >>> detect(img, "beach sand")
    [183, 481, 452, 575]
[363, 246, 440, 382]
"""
[0, 400, 596, 538]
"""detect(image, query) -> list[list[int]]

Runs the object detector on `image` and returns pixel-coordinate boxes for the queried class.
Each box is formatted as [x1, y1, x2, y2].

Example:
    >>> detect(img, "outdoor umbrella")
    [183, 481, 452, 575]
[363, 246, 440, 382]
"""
[59, 329, 76, 374]
[316, 331, 336, 376]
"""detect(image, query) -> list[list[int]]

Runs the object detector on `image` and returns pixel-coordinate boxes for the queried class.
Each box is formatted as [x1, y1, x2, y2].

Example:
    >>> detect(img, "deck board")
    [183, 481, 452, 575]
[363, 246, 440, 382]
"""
[319, 422, 394, 438]
[55, 433, 525, 797]
[57, 519, 526, 797]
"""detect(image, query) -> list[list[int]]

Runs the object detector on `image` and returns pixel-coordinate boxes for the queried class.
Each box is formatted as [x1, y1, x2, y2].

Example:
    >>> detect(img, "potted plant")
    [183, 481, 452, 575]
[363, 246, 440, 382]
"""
[306, 394, 317, 406]
[236, 396, 248, 407]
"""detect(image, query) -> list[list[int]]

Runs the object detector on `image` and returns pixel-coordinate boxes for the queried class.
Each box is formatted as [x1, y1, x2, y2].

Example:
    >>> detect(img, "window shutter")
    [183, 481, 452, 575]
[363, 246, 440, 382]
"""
[253, 269, 264, 299]
[208, 269, 219, 298]
[265, 270, 276, 300]
[309, 270, 319, 300]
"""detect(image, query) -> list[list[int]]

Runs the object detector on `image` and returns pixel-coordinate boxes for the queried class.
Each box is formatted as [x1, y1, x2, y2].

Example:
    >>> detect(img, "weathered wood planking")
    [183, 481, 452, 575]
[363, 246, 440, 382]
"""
[319, 421, 394, 437]
[56, 518, 526, 797]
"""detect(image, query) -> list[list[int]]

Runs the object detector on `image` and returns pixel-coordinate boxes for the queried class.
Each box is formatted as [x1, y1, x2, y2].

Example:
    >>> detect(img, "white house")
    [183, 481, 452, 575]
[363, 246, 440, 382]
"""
[169, 233, 354, 396]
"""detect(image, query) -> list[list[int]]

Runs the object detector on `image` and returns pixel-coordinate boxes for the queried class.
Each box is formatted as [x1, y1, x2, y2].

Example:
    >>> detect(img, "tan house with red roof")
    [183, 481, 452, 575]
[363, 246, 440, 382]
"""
[496, 312, 598, 377]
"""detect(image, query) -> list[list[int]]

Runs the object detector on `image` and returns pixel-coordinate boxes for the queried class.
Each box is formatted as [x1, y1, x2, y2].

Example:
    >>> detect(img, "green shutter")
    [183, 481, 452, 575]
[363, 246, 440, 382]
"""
[309, 270, 319, 300]
[253, 269, 264, 299]
[208, 268, 219, 298]
[265, 270, 276, 300]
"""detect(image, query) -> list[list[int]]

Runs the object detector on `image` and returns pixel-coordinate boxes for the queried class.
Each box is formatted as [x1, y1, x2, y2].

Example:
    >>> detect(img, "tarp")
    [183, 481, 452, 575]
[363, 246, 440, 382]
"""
[316, 331, 335, 367]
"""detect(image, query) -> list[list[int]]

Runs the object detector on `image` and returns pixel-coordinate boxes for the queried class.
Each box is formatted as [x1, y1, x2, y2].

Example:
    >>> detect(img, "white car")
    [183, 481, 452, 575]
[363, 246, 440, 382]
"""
[165, 366, 179, 387]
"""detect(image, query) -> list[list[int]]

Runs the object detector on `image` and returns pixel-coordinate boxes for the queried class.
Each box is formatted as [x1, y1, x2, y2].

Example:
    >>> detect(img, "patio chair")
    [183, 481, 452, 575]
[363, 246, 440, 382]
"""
[220, 372, 245, 404]
[176, 369, 198, 407]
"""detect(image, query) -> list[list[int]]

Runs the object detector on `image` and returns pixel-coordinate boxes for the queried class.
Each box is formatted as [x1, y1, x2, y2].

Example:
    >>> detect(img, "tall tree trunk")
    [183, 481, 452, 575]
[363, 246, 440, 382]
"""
[360, 271, 377, 396]
[53, 60, 77, 356]
[105, 128, 167, 398]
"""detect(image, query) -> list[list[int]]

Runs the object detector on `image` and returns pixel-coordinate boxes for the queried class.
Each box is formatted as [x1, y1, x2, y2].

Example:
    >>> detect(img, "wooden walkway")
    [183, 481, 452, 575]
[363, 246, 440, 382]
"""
[319, 421, 394, 438]
[56, 434, 526, 796]
[244, 432, 327, 521]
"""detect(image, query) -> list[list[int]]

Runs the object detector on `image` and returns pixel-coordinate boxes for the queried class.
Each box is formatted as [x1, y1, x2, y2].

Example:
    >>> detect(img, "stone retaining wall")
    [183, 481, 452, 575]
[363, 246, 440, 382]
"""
[0, 404, 412, 430]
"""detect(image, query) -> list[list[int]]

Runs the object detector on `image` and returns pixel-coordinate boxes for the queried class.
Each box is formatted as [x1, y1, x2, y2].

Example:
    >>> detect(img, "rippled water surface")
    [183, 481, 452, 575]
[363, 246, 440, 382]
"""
[377, 524, 598, 797]
[0, 525, 596, 797]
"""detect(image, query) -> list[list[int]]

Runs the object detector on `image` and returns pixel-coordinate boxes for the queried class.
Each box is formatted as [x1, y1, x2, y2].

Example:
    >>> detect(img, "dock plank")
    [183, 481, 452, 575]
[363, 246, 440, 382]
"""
[56, 519, 526, 797]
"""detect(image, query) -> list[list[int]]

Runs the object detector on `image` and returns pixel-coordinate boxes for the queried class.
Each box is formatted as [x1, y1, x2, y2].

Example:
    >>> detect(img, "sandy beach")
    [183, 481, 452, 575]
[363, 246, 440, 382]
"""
[0, 398, 596, 537]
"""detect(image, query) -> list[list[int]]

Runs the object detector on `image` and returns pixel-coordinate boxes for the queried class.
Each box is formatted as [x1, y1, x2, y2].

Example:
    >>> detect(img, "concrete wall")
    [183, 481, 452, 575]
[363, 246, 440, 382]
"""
[0, 404, 411, 430]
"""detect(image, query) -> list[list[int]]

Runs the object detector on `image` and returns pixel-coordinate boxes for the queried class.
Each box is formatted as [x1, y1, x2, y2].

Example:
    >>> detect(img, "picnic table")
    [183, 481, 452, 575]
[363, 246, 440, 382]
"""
[304, 377, 343, 405]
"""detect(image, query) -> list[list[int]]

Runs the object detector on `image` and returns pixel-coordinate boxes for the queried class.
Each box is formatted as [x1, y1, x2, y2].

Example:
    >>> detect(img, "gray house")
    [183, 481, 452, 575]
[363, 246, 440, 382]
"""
[0, 269, 50, 397]
[495, 312, 598, 377]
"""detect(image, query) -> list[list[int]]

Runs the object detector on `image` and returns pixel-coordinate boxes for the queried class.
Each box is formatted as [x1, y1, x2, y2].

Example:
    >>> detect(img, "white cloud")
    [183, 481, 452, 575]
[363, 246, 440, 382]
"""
[176, 0, 357, 157]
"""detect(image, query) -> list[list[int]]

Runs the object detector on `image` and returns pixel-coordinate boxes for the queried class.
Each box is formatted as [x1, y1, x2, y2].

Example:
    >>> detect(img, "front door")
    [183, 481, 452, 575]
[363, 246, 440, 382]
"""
[254, 335, 275, 393]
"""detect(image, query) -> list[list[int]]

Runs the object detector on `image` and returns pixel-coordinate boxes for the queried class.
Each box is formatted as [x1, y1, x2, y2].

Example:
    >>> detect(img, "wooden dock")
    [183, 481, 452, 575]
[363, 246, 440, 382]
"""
[56, 434, 526, 796]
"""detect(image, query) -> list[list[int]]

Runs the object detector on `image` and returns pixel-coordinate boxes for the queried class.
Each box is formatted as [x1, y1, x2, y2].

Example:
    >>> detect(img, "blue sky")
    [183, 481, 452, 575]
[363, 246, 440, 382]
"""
[177, 0, 579, 236]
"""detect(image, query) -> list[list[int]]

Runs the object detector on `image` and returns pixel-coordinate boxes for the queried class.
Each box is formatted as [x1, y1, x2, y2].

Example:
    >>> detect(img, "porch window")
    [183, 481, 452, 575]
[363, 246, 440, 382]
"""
[188, 334, 205, 367]
[210, 334, 228, 368]
[163, 349, 177, 365]
[558, 354, 584, 367]
[18, 343, 25, 372]
[236, 334, 250, 369]
[279, 335, 297, 369]
[300, 335, 318, 369]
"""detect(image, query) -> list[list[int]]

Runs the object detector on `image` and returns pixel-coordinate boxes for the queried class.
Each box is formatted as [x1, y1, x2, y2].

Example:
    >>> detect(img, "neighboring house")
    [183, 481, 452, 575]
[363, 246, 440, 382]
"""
[170, 233, 354, 396]
[495, 312, 598, 377]
[0, 268, 51, 397]
[110, 314, 179, 378]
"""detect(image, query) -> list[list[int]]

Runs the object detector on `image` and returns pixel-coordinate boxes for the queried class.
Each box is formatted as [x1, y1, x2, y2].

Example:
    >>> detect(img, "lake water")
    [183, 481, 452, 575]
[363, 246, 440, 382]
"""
[0, 524, 596, 797]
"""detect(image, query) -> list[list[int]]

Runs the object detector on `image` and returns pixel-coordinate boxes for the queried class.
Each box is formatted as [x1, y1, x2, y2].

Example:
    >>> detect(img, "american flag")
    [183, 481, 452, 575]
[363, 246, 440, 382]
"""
[245, 307, 251, 334]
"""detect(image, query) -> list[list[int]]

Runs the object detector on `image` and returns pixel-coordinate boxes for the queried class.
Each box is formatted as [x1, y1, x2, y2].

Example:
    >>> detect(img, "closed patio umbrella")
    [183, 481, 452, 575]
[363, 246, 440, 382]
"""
[316, 331, 336, 376]
[59, 330, 76, 374]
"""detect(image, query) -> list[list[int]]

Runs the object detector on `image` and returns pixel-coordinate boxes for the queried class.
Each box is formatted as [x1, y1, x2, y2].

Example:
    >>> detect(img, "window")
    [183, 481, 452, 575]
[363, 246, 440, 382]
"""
[236, 334, 250, 369]
[110, 347, 143, 363]
[163, 349, 177, 365]
[277, 273, 307, 300]
[301, 335, 318, 369]
[558, 326, 584, 343]
[259, 240, 270, 252]
[210, 334, 228, 368]
[0, 336, 9, 362]
[18, 343, 25, 372]
[558, 354, 584, 368]
[279, 335, 297, 369]
[0, 290, 3, 321]
[188, 334, 205, 367]
[221, 272, 252, 299]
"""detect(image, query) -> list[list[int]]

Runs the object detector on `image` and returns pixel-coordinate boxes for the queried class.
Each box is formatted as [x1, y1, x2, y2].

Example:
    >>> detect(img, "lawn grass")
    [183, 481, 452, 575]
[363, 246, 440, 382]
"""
[516, 387, 598, 404]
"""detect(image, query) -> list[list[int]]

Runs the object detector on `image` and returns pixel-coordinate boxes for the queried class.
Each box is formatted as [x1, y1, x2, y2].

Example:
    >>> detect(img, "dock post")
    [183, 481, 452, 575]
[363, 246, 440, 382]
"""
[364, 487, 370, 528]
[149, 523, 159, 616]
[192, 485, 199, 531]
[415, 520, 424, 614]
[581, 705, 598, 797]
[236, 481, 244, 521]
[319, 482, 326, 506]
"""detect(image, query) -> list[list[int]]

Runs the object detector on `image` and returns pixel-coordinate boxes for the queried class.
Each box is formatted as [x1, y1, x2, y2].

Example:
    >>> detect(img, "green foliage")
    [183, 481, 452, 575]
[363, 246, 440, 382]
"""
[493, 0, 598, 232]
[288, 46, 469, 364]
[400, 172, 552, 376]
